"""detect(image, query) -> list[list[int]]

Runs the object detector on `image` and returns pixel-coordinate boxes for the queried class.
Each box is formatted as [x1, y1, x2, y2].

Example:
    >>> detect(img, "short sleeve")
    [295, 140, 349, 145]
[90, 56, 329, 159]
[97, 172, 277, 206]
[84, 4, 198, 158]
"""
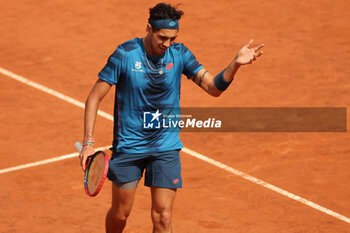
[181, 44, 203, 79]
[98, 46, 125, 85]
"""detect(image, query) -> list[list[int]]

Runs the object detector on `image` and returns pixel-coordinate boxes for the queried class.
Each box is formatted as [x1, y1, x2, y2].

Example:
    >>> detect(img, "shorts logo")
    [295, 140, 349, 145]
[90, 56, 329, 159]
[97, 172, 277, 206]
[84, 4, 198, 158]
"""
[166, 63, 174, 70]
[173, 178, 179, 184]
[143, 109, 162, 129]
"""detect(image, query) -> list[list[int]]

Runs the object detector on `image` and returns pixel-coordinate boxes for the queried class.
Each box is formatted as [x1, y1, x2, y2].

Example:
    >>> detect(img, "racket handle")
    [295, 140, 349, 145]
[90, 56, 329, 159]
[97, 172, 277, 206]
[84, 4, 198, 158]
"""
[75, 142, 83, 153]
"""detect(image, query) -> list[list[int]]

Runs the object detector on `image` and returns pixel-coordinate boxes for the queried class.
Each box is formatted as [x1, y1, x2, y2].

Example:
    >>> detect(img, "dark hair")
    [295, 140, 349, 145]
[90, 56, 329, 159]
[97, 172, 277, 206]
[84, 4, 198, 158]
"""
[149, 3, 184, 20]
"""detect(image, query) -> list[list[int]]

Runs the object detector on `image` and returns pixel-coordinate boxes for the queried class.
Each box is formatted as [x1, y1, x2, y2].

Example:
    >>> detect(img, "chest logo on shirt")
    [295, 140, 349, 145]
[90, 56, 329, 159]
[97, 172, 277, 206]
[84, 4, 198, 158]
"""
[132, 61, 144, 72]
[135, 61, 142, 70]
[166, 63, 174, 70]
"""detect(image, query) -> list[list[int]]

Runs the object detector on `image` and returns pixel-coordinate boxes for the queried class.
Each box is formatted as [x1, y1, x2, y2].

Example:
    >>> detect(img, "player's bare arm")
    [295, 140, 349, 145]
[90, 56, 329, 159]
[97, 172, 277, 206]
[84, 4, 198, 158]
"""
[191, 39, 264, 96]
[79, 78, 112, 171]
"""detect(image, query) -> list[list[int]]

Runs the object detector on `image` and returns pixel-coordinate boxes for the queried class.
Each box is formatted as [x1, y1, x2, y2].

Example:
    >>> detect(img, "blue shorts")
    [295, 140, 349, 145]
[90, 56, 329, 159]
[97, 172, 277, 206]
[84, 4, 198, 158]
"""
[107, 150, 182, 189]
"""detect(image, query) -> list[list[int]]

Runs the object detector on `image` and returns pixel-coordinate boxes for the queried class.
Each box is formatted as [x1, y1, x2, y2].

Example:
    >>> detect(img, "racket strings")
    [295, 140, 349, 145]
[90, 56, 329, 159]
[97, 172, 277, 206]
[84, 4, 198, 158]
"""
[87, 153, 106, 193]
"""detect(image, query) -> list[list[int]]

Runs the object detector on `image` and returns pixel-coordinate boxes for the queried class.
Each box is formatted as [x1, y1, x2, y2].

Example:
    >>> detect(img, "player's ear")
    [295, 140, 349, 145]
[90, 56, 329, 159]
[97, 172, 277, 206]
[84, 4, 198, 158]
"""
[146, 24, 152, 33]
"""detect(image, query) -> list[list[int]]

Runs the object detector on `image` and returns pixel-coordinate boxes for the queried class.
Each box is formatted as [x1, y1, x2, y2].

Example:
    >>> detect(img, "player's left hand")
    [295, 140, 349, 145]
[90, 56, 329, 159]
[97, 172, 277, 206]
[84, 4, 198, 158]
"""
[234, 39, 264, 65]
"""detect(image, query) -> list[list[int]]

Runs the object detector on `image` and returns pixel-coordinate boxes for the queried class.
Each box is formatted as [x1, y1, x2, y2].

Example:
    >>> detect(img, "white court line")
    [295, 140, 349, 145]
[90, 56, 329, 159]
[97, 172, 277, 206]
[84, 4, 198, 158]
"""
[1, 66, 349, 224]
[0, 67, 113, 121]
[0, 146, 111, 174]
[182, 147, 350, 224]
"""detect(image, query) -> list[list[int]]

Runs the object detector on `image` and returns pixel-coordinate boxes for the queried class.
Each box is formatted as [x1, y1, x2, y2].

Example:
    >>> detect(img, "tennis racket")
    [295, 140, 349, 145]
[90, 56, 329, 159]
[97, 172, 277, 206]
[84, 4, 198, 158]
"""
[75, 142, 109, 197]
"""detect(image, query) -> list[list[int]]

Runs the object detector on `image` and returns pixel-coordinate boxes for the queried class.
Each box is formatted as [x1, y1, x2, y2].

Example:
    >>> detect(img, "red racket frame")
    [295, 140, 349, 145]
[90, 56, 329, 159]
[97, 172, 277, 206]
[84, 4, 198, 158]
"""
[84, 151, 109, 197]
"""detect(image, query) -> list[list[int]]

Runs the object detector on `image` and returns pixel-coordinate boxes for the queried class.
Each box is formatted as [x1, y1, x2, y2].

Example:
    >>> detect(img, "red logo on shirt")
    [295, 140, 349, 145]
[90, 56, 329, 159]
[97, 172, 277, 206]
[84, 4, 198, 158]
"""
[166, 63, 174, 70]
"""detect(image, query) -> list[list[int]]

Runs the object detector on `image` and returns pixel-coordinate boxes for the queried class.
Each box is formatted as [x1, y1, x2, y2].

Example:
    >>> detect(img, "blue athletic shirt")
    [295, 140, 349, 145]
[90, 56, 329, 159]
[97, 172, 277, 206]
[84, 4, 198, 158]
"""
[98, 38, 203, 153]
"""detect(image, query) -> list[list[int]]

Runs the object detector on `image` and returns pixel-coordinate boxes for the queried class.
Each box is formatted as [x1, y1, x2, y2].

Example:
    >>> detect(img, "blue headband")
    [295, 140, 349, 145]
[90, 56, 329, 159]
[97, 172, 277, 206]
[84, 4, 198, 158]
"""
[148, 18, 179, 30]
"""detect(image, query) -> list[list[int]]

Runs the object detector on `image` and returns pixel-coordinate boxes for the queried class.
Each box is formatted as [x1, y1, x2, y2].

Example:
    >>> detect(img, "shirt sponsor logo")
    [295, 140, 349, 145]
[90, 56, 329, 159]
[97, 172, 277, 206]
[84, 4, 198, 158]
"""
[135, 61, 141, 69]
[166, 63, 174, 70]
[132, 61, 144, 72]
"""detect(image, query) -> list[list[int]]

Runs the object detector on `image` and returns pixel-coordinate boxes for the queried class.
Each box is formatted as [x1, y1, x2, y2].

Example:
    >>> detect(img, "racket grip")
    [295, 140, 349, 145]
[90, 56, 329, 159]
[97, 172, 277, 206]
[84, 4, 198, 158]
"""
[75, 142, 83, 153]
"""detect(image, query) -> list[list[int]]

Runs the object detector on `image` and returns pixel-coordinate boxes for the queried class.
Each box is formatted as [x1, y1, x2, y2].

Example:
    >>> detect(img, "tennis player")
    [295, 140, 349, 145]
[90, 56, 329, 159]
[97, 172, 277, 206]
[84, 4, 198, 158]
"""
[79, 3, 263, 233]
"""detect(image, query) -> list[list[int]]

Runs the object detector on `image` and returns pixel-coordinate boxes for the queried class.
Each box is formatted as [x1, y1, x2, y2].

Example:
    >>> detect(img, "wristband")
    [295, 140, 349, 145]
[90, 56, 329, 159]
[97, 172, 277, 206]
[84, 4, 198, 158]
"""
[214, 70, 232, 91]
[83, 141, 94, 146]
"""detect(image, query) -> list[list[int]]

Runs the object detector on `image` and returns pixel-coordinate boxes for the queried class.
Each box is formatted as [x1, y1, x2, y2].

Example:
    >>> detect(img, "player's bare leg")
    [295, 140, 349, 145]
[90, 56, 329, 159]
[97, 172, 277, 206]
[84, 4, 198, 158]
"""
[151, 187, 177, 233]
[106, 181, 138, 233]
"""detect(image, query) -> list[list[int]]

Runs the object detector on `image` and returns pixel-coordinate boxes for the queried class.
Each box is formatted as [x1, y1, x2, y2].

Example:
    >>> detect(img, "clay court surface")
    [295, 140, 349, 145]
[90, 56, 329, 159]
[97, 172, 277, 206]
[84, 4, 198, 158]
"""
[1, 0, 350, 232]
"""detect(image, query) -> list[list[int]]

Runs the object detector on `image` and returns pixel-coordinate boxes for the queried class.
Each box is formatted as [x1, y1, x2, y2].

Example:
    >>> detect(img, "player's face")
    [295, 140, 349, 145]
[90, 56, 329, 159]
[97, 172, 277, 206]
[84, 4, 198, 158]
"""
[149, 27, 178, 56]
